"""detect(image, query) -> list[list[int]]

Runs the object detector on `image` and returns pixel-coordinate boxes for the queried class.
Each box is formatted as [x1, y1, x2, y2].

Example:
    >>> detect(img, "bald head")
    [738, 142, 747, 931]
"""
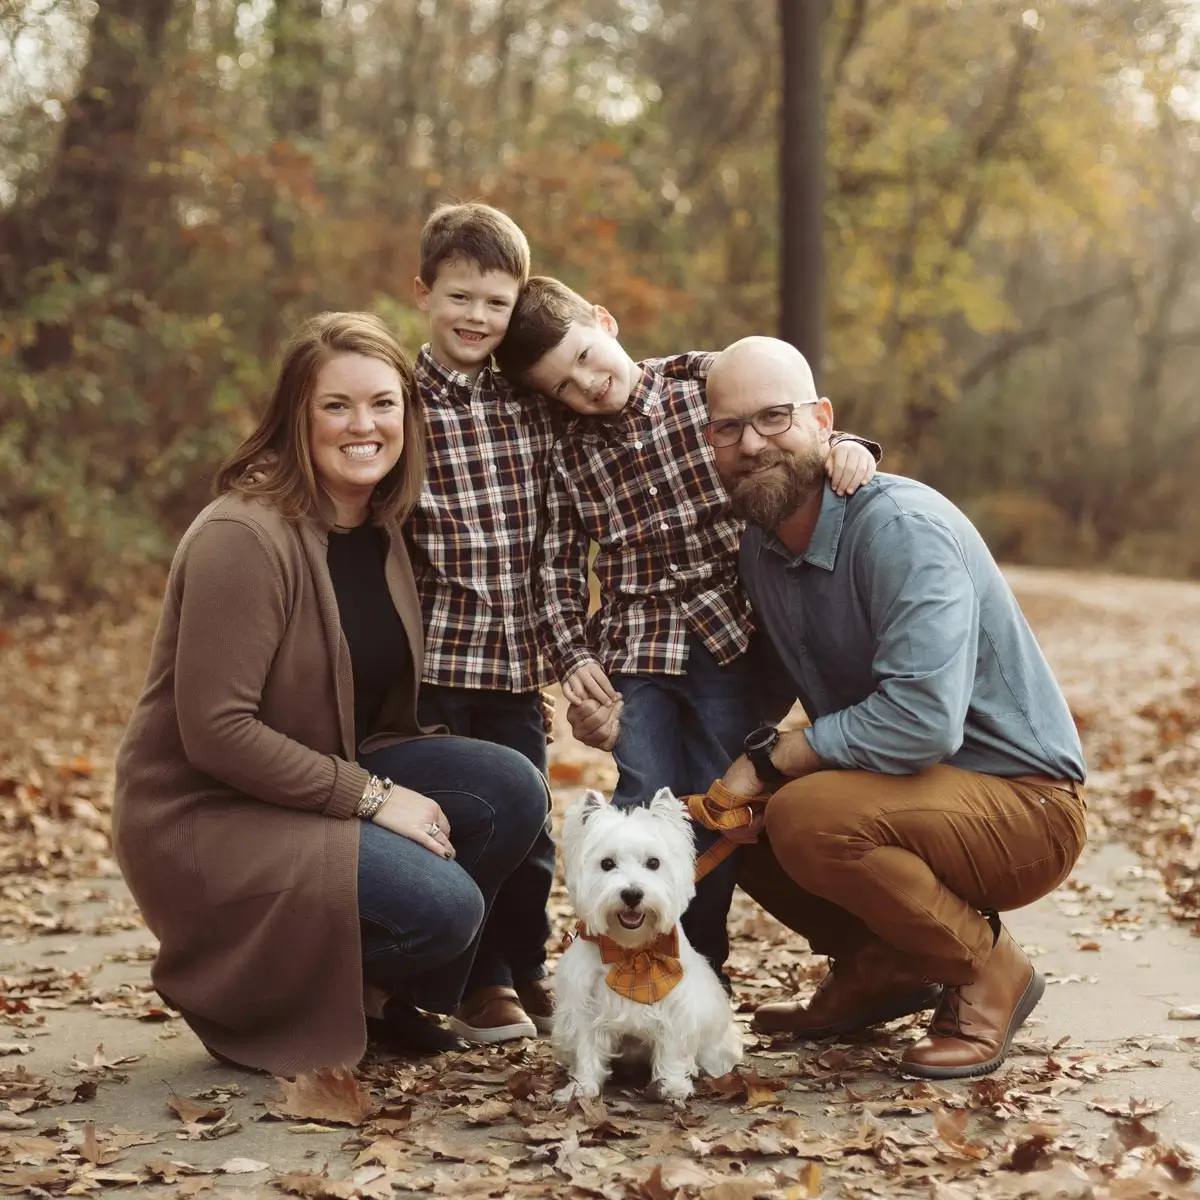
[707, 336, 818, 415]
[704, 336, 831, 530]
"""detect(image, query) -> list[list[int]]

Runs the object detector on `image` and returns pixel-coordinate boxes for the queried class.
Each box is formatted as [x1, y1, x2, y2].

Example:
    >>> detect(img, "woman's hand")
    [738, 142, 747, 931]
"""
[371, 784, 455, 859]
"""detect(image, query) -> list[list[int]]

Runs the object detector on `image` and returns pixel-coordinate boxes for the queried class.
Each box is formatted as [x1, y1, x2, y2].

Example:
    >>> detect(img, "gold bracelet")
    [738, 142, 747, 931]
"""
[355, 775, 392, 820]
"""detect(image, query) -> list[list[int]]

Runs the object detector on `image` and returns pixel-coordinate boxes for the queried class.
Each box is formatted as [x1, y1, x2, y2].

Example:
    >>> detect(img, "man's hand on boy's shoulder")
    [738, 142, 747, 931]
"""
[826, 437, 877, 496]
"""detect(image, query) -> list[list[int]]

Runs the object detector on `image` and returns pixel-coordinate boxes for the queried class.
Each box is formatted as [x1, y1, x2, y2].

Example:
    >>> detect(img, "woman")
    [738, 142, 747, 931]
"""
[111, 312, 550, 1075]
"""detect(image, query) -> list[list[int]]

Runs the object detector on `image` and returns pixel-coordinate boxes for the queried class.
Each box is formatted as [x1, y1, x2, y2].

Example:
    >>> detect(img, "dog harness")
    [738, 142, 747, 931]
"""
[575, 925, 685, 1004]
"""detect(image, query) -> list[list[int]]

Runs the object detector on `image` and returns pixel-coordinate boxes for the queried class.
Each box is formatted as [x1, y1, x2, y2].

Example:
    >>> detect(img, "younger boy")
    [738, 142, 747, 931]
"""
[496, 277, 881, 979]
[408, 204, 559, 1044]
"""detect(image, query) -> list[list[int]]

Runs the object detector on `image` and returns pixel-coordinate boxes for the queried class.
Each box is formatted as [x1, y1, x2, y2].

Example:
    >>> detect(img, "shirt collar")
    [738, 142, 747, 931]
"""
[416, 344, 509, 402]
[564, 363, 663, 443]
[760, 480, 846, 571]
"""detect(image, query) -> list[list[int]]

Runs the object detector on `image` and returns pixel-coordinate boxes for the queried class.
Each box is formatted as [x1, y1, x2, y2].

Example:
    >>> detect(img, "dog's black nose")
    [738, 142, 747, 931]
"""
[620, 887, 643, 908]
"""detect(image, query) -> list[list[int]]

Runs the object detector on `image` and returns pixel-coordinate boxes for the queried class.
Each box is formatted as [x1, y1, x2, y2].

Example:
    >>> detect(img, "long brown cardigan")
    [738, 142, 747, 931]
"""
[112, 493, 432, 1075]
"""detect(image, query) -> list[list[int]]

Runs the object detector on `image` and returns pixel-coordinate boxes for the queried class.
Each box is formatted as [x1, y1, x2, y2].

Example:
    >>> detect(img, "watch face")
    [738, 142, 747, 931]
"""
[745, 726, 776, 751]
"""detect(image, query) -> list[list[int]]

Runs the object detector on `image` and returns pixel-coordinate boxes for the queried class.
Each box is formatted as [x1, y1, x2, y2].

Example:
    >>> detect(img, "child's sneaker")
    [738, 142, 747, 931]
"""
[448, 986, 537, 1044]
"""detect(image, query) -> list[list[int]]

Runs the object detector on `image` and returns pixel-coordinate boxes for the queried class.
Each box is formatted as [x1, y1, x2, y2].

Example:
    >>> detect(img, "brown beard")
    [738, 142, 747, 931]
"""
[725, 446, 826, 528]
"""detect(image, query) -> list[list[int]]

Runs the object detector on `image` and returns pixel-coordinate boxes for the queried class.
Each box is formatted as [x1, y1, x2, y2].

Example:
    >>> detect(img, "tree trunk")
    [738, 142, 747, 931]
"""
[258, 0, 324, 353]
[1, 0, 174, 369]
[779, 0, 825, 382]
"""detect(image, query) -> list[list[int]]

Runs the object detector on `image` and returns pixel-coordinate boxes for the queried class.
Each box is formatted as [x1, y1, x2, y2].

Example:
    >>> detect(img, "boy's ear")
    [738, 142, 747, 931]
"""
[594, 305, 619, 338]
[413, 275, 431, 311]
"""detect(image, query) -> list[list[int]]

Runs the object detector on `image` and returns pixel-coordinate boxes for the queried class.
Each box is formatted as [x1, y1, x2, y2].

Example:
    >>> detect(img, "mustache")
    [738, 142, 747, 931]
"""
[731, 448, 791, 477]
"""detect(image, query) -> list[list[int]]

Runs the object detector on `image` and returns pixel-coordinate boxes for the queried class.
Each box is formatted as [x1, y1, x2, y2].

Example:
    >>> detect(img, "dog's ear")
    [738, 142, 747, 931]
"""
[579, 789, 609, 823]
[648, 787, 689, 830]
[648, 786, 679, 816]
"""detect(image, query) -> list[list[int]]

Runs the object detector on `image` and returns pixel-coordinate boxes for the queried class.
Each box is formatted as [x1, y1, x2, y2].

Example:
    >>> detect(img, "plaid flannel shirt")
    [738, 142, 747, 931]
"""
[407, 346, 557, 691]
[538, 351, 880, 681]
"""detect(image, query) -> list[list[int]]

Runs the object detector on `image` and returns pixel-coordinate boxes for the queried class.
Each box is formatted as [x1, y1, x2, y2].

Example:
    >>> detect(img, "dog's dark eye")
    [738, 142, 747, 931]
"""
[600, 857, 616, 871]
[646, 857, 660, 870]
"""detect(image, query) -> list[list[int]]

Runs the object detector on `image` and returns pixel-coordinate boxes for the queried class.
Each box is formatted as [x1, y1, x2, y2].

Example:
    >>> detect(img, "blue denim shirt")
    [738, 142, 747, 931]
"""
[740, 474, 1086, 780]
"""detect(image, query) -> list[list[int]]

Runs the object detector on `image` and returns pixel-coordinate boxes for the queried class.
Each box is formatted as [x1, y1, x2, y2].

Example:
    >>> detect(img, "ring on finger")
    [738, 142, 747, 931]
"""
[428, 822, 440, 836]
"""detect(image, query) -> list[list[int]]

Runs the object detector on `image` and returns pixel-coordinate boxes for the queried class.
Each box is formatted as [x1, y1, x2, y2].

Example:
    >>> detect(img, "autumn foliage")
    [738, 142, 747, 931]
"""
[2, 0, 1200, 609]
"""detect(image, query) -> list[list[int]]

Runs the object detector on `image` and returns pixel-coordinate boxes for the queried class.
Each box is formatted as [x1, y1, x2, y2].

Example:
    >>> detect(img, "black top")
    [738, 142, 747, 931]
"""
[326, 522, 412, 743]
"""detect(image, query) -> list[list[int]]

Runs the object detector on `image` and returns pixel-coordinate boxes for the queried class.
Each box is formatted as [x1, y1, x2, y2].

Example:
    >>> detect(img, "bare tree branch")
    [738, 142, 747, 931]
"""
[960, 275, 1136, 390]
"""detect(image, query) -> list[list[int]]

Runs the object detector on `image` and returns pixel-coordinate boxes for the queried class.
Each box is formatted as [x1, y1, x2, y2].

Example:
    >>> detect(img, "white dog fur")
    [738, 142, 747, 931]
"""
[553, 787, 743, 1103]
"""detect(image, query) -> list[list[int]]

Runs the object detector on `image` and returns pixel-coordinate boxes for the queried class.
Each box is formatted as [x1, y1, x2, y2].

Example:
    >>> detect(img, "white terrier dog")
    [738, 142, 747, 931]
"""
[553, 787, 743, 1104]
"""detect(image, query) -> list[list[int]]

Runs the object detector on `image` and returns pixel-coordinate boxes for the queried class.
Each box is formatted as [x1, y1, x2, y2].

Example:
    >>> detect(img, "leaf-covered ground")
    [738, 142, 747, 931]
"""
[2, 567, 1199, 1199]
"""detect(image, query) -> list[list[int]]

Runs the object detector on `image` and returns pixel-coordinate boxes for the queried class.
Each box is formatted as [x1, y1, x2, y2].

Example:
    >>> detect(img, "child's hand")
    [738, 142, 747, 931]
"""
[567, 696, 622, 752]
[563, 662, 618, 708]
[826, 438, 876, 496]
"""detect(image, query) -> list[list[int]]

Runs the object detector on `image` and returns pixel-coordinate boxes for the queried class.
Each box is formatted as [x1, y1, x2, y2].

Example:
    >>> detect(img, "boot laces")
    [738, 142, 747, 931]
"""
[930, 985, 975, 1037]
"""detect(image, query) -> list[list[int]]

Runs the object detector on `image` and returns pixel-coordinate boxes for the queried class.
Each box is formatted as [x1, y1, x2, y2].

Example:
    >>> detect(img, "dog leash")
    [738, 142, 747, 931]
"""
[681, 780, 770, 882]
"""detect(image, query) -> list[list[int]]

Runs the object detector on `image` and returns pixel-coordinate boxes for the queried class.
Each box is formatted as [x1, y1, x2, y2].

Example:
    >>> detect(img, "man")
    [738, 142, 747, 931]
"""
[703, 336, 1087, 1079]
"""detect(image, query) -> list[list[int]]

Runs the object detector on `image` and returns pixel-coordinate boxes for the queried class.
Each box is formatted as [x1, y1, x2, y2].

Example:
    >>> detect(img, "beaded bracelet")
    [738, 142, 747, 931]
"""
[355, 774, 393, 821]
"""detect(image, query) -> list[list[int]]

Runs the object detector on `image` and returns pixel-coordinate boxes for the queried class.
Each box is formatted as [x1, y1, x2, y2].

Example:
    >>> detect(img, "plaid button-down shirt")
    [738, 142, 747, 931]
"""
[539, 352, 879, 681]
[408, 346, 557, 691]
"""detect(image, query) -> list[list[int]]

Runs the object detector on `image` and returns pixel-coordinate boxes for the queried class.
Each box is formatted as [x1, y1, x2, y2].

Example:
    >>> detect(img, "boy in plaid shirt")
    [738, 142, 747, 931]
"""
[496, 277, 881, 980]
[408, 204, 559, 1043]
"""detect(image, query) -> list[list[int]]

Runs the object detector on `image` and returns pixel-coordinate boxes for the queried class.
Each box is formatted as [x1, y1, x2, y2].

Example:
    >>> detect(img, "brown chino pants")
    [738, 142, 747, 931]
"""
[737, 764, 1087, 985]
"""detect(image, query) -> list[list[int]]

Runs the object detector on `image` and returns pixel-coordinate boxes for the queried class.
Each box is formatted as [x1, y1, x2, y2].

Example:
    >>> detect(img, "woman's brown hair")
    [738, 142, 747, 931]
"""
[215, 312, 425, 525]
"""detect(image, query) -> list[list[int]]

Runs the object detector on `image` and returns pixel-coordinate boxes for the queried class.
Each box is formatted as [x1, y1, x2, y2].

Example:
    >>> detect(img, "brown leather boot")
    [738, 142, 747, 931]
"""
[752, 939, 942, 1039]
[900, 919, 1044, 1079]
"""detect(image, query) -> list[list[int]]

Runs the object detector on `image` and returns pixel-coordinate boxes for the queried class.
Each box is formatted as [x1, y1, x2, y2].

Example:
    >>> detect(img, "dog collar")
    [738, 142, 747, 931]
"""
[575, 922, 684, 1004]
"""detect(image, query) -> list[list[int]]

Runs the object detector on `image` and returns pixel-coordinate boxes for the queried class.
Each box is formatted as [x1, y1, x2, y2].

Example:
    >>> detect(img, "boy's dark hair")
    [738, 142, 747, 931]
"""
[495, 276, 597, 381]
[418, 202, 530, 287]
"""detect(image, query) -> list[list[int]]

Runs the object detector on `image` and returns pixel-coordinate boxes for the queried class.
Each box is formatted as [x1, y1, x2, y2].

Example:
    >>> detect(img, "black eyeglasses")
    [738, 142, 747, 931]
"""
[702, 401, 816, 448]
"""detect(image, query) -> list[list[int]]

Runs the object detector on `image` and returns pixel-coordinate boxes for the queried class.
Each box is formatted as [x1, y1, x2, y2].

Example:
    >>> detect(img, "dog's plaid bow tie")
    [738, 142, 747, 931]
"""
[577, 924, 684, 1004]
[683, 780, 770, 881]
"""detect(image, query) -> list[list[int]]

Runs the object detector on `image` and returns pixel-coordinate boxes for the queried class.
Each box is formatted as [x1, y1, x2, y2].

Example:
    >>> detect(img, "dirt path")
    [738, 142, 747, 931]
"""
[2, 567, 1199, 1198]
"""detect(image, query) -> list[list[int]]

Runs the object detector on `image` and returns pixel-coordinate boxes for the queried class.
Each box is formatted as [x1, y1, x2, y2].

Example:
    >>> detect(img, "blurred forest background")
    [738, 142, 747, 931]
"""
[2, 0, 1200, 611]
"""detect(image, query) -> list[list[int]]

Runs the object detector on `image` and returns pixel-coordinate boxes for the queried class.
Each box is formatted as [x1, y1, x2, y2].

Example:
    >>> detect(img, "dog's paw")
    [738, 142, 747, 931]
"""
[650, 1075, 693, 1106]
[554, 1079, 601, 1104]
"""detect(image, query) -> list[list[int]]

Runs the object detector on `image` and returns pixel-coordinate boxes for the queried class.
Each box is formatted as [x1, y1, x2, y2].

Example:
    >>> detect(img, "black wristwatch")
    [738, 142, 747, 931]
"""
[743, 725, 788, 790]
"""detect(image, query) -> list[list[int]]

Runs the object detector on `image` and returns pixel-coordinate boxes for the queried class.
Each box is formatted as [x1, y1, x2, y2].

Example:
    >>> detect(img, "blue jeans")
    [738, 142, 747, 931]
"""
[355, 736, 549, 1013]
[611, 637, 760, 975]
[417, 686, 554, 987]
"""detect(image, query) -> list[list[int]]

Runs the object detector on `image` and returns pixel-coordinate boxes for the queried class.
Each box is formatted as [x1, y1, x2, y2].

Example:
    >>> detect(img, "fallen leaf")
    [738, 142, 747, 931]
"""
[79, 1120, 101, 1164]
[166, 1092, 227, 1123]
[272, 1169, 359, 1198]
[1086, 1096, 1170, 1118]
[265, 1067, 374, 1126]
[220, 1156, 271, 1174]
[463, 1098, 512, 1124]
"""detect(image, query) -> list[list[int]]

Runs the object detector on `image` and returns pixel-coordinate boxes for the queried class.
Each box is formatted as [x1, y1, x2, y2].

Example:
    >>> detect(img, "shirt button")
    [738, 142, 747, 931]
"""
[633, 440, 643, 450]
[503, 562, 511, 571]
[497, 512, 506, 521]
[798, 642, 808, 655]
[660, 522, 669, 531]
[490, 464, 499, 473]
[649, 486, 659, 495]
[669, 563, 679, 572]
